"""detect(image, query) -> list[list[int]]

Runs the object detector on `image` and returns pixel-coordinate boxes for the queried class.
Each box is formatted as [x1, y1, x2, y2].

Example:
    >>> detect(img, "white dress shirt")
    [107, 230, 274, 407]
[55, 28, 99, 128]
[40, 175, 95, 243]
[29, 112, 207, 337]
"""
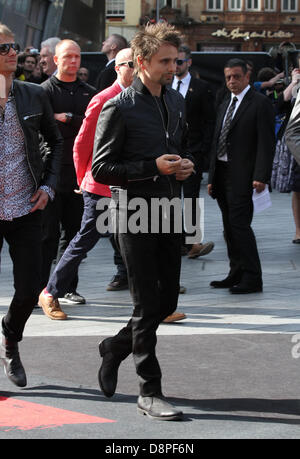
[172, 73, 191, 98]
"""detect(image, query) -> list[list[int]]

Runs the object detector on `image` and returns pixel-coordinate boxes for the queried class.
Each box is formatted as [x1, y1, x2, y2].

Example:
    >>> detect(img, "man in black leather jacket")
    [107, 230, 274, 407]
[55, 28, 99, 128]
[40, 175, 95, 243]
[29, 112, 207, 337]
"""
[0, 23, 62, 388]
[92, 22, 194, 421]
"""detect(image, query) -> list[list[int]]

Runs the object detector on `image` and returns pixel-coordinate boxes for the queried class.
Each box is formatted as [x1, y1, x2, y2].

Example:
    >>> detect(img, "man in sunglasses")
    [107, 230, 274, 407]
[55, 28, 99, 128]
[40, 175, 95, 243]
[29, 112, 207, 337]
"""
[172, 45, 216, 260]
[0, 23, 62, 387]
[39, 48, 134, 315]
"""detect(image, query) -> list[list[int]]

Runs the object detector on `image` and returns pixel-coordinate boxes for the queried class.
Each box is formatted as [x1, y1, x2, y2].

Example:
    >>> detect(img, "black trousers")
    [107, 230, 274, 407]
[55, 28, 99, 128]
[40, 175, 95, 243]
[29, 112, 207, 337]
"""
[182, 157, 203, 246]
[108, 203, 182, 396]
[214, 160, 262, 285]
[1, 212, 42, 342]
[41, 190, 83, 290]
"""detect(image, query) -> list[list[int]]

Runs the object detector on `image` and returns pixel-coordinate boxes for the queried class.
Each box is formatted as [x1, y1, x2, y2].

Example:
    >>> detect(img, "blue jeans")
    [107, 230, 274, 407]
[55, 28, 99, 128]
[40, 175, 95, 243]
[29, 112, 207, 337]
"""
[47, 191, 105, 298]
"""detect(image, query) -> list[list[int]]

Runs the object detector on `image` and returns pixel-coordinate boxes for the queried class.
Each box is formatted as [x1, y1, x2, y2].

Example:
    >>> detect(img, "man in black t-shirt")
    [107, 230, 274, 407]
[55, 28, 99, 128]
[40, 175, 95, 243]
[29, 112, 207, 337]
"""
[40, 40, 97, 319]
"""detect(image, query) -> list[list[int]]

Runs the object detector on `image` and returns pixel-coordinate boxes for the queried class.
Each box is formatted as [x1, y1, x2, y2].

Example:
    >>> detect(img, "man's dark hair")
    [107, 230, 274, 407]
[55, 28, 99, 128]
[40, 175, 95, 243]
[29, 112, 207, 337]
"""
[111, 34, 128, 51]
[224, 58, 248, 74]
[178, 44, 191, 59]
[24, 53, 38, 64]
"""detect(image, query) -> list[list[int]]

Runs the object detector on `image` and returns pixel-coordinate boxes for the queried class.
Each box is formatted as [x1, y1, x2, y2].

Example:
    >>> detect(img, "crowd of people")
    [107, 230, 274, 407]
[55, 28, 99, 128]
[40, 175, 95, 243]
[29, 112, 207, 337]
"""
[0, 20, 300, 420]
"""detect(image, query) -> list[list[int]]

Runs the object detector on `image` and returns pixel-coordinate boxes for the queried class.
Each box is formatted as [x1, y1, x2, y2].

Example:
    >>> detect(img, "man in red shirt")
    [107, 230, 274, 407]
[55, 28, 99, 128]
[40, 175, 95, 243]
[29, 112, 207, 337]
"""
[38, 48, 134, 316]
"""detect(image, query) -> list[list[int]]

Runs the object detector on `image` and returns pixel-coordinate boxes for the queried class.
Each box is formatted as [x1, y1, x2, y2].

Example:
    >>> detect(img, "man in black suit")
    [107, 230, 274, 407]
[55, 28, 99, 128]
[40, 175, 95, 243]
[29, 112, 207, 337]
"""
[208, 58, 275, 294]
[172, 45, 215, 259]
[96, 34, 128, 91]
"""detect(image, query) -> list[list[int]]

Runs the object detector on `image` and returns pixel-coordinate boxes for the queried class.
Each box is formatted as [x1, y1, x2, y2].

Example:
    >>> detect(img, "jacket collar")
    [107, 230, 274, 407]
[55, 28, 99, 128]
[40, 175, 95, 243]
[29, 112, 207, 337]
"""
[132, 76, 169, 97]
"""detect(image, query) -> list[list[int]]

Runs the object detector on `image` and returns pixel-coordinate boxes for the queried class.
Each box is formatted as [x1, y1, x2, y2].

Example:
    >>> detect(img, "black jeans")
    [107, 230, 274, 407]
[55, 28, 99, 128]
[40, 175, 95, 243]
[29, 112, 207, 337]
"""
[108, 201, 182, 396]
[1, 211, 42, 342]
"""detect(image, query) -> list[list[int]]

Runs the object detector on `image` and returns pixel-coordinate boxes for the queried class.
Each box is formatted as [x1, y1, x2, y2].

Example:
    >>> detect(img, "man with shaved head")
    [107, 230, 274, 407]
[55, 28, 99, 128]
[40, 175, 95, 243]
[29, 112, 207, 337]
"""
[39, 48, 135, 313]
[39, 40, 97, 320]
[96, 33, 128, 91]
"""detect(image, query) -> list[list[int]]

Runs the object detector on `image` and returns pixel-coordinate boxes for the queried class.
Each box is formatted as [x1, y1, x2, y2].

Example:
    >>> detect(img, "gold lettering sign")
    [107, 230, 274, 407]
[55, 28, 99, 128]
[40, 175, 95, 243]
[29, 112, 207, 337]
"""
[212, 27, 294, 40]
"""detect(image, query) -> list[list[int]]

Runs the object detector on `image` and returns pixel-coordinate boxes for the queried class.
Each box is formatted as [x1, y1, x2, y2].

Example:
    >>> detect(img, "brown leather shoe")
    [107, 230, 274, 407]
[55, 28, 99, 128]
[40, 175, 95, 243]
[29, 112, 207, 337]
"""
[163, 312, 186, 323]
[187, 241, 215, 259]
[38, 290, 67, 320]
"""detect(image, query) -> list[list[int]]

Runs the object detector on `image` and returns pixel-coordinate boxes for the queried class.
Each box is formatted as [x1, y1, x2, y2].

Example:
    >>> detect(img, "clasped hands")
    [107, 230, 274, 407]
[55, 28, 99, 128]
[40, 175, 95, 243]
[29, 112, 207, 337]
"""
[156, 154, 194, 181]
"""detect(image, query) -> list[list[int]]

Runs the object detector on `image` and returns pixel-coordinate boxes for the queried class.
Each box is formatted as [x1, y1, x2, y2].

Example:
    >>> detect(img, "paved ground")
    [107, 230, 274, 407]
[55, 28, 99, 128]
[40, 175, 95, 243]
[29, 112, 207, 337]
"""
[1, 184, 300, 441]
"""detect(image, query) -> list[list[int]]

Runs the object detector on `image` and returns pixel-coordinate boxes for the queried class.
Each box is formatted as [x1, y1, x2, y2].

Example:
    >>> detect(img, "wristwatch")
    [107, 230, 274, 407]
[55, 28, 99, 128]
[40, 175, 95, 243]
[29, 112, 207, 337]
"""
[65, 112, 73, 123]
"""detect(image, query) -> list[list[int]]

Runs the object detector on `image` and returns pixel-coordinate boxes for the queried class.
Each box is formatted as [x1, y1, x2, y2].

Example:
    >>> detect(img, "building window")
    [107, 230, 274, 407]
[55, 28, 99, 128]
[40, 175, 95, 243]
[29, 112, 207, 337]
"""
[264, 0, 276, 10]
[159, 0, 177, 7]
[228, 0, 242, 10]
[281, 0, 297, 10]
[246, 0, 261, 10]
[106, 0, 125, 17]
[207, 0, 223, 11]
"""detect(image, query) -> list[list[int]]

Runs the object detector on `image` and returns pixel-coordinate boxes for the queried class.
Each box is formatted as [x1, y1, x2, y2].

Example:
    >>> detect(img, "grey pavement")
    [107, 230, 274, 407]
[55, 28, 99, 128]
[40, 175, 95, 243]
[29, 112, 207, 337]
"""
[1, 184, 300, 440]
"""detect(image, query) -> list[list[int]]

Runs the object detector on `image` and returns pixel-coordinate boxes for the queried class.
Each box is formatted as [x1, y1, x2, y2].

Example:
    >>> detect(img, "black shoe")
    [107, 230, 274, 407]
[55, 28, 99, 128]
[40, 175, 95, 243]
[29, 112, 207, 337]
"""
[64, 292, 86, 304]
[230, 283, 263, 294]
[98, 338, 122, 398]
[0, 337, 27, 387]
[137, 396, 183, 421]
[210, 275, 241, 289]
[106, 275, 128, 291]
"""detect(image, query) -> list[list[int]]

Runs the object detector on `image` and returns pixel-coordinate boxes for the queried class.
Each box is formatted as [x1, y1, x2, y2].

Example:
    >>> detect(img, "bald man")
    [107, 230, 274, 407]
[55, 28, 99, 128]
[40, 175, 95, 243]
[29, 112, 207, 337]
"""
[40, 40, 97, 319]
[39, 48, 136, 316]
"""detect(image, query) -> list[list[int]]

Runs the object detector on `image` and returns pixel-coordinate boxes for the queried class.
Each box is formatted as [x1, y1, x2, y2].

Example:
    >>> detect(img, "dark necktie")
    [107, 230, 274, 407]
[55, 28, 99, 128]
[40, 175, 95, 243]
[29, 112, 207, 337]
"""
[217, 96, 238, 158]
[176, 80, 182, 92]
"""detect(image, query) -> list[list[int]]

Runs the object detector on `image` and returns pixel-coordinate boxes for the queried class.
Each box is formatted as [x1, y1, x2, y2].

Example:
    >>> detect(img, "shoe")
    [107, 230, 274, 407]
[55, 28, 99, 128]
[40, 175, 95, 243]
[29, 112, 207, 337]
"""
[98, 338, 122, 398]
[64, 292, 86, 304]
[179, 285, 186, 294]
[187, 241, 215, 259]
[293, 238, 300, 244]
[163, 312, 186, 323]
[137, 396, 183, 421]
[38, 289, 67, 320]
[230, 283, 263, 294]
[0, 337, 27, 387]
[106, 275, 128, 291]
[210, 275, 242, 289]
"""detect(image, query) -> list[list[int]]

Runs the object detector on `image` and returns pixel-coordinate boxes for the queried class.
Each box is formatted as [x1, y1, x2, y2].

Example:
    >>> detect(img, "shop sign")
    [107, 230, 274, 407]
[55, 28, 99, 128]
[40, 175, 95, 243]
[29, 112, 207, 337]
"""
[212, 27, 294, 40]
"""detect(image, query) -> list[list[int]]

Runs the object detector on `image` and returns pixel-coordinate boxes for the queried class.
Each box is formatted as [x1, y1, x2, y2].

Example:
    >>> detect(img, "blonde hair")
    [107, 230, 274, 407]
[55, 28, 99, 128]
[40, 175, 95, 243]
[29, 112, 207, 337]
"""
[131, 22, 182, 67]
[0, 23, 14, 39]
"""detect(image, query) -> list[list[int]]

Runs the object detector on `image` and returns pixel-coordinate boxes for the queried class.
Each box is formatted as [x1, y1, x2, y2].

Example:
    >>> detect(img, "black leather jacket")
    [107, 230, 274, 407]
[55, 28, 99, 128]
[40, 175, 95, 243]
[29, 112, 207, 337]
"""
[13, 79, 62, 191]
[92, 77, 192, 199]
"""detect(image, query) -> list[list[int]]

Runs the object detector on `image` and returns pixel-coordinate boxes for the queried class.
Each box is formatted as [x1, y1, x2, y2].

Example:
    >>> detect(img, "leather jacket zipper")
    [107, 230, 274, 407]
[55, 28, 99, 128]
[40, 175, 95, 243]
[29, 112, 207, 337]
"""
[15, 108, 38, 191]
[153, 95, 174, 198]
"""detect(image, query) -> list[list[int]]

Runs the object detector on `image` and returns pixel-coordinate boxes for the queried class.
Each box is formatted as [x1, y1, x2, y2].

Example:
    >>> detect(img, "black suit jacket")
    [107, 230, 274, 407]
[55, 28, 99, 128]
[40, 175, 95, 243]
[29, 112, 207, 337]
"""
[208, 87, 276, 197]
[96, 60, 117, 91]
[185, 77, 215, 170]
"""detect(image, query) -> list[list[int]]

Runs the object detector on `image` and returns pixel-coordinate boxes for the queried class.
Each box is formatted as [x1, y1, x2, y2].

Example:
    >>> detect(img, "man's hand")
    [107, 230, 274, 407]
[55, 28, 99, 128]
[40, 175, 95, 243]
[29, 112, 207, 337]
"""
[30, 189, 49, 213]
[54, 113, 67, 123]
[207, 184, 213, 197]
[253, 181, 266, 193]
[156, 154, 182, 175]
[175, 158, 194, 181]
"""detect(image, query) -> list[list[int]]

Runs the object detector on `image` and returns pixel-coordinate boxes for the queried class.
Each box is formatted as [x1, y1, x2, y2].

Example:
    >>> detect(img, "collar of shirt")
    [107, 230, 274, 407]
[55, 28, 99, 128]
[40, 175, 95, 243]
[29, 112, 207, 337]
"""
[117, 77, 125, 91]
[106, 58, 115, 67]
[230, 84, 251, 117]
[172, 72, 191, 98]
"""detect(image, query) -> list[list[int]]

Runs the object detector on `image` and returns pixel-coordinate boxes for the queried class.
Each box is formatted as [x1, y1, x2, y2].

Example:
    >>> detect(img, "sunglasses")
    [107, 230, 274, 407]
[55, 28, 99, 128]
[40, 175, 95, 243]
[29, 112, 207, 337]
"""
[0, 43, 20, 55]
[118, 61, 134, 69]
[176, 58, 189, 66]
